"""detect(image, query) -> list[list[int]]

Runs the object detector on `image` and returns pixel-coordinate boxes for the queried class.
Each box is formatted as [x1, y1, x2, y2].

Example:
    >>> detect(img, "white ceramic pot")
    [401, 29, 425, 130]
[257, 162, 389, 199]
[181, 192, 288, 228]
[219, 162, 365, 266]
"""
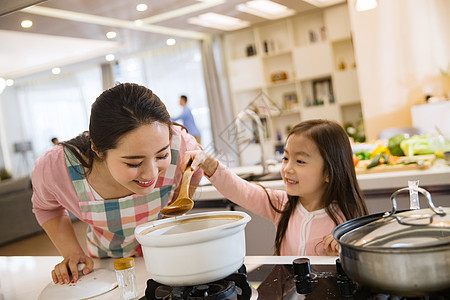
[135, 211, 251, 286]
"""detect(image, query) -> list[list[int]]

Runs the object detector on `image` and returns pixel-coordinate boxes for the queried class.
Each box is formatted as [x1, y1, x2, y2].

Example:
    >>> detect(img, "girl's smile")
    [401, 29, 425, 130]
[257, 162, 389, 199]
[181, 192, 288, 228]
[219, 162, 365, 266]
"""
[284, 177, 298, 185]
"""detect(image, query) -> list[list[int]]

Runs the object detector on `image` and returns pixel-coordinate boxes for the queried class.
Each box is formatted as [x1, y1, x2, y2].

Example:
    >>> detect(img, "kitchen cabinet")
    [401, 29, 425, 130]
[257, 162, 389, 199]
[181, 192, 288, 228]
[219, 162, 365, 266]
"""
[411, 101, 450, 136]
[223, 3, 363, 161]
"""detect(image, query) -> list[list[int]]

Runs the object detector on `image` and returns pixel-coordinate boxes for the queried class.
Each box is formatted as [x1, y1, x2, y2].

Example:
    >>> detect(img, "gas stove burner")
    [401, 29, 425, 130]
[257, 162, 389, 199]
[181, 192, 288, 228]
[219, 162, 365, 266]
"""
[144, 266, 252, 300]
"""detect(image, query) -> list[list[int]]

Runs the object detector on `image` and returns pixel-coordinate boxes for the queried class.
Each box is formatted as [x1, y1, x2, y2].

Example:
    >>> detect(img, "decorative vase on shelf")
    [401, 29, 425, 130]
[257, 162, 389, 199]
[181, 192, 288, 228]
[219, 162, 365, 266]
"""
[338, 58, 346, 70]
[320, 26, 327, 41]
[246, 44, 256, 57]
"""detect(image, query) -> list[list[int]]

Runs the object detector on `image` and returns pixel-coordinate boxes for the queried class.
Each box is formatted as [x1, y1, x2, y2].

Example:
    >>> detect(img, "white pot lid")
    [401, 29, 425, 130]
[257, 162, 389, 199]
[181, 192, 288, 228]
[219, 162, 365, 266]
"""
[39, 269, 117, 300]
[135, 211, 251, 247]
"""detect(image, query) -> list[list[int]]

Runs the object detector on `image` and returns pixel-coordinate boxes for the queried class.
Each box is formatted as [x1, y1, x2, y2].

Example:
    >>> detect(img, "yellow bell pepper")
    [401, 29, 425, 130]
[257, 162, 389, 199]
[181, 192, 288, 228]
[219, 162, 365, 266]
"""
[370, 146, 391, 158]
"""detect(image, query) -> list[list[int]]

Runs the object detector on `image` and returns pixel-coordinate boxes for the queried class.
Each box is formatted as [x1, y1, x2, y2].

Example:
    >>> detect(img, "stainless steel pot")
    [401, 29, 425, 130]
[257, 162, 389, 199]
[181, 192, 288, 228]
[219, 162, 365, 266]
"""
[333, 187, 450, 296]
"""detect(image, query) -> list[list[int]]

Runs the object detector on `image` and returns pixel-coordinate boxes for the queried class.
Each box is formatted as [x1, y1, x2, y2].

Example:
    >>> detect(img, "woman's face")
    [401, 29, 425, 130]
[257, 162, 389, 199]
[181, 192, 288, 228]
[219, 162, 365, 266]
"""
[280, 133, 328, 203]
[103, 122, 171, 195]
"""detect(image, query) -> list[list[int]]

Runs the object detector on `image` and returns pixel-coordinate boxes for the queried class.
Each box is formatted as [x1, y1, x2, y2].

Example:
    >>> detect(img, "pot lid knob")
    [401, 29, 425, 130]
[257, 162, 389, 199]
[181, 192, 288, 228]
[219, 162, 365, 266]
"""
[293, 257, 311, 276]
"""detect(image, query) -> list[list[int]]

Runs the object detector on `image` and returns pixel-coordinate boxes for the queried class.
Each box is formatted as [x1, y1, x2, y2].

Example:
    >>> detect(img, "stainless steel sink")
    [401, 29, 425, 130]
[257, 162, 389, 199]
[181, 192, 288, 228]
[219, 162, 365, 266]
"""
[238, 172, 282, 182]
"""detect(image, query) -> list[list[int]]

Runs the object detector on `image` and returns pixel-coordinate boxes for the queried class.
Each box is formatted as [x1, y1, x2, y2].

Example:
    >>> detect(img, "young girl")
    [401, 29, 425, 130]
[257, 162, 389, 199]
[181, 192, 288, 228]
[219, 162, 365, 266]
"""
[183, 119, 368, 256]
[31, 83, 203, 284]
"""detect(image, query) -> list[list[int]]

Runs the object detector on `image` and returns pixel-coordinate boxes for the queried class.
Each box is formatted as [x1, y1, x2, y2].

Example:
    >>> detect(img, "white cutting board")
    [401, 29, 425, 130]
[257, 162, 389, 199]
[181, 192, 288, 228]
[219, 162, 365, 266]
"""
[39, 269, 118, 300]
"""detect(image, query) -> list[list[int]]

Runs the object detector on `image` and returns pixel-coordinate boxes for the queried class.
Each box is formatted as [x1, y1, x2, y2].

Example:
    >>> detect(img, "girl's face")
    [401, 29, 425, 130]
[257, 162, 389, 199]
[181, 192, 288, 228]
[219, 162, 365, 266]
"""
[280, 133, 328, 203]
[103, 122, 171, 195]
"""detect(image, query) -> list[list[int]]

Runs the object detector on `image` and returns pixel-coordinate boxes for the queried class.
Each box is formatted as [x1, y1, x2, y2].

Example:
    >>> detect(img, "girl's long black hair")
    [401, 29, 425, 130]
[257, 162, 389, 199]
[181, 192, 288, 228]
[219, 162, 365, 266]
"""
[267, 119, 368, 255]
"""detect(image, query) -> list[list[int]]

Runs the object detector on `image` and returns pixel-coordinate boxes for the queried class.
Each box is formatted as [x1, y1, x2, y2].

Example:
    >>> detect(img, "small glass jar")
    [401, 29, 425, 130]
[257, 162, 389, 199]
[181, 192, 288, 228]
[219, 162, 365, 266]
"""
[114, 257, 137, 300]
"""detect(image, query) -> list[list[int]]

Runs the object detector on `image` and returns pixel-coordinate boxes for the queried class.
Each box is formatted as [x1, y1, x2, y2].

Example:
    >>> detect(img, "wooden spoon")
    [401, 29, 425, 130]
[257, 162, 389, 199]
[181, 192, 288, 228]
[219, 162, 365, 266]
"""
[160, 163, 195, 217]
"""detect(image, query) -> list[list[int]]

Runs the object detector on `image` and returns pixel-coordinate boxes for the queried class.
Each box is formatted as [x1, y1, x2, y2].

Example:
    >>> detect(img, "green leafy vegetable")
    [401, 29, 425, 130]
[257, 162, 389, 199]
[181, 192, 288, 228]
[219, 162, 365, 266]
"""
[355, 151, 371, 160]
[388, 134, 407, 156]
[400, 135, 434, 156]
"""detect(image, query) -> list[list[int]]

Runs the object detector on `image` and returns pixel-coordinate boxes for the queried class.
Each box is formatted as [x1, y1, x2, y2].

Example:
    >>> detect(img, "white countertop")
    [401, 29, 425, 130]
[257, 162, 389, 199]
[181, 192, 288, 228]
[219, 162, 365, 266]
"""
[193, 160, 450, 201]
[0, 255, 337, 299]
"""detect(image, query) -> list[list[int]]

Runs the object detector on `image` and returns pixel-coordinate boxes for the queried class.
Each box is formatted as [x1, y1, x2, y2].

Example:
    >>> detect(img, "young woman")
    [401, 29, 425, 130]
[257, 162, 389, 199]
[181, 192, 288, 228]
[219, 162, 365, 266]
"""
[31, 83, 203, 284]
[182, 119, 368, 256]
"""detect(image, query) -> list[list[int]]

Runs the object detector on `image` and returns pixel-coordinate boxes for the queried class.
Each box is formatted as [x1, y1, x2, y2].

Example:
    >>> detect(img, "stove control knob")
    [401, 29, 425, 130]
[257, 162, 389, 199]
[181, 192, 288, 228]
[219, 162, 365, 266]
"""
[293, 258, 314, 294]
[336, 258, 347, 276]
[336, 258, 351, 280]
[336, 258, 357, 296]
[293, 257, 311, 276]
[295, 276, 314, 295]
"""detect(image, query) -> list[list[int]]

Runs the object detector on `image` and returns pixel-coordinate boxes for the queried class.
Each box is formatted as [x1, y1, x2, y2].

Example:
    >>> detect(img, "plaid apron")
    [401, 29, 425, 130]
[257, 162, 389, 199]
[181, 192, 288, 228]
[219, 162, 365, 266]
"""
[64, 135, 181, 258]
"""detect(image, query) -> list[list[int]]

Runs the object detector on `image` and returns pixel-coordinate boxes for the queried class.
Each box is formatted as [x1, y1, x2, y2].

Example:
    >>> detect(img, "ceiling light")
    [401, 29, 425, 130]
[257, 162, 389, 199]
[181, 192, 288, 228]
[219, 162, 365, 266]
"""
[127, 64, 137, 72]
[136, 4, 148, 12]
[236, 1, 295, 20]
[134, 19, 144, 26]
[6, 79, 14, 86]
[188, 12, 250, 31]
[105, 54, 115, 62]
[166, 38, 176, 46]
[355, 0, 377, 11]
[301, 0, 346, 7]
[21, 20, 33, 28]
[106, 31, 117, 39]
[52, 67, 61, 75]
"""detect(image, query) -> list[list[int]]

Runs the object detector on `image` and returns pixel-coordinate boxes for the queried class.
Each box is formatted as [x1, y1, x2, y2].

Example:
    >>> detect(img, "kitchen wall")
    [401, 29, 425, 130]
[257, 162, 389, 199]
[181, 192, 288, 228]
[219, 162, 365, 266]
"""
[0, 41, 214, 177]
[349, 0, 450, 140]
[0, 68, 101, 177]
[2, 0, 450, 172]
[0, 87, 29, 175]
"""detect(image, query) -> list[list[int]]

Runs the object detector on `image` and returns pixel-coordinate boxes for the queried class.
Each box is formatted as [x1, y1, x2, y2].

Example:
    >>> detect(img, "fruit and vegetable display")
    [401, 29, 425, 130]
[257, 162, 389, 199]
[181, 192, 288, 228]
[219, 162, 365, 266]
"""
[352, 134, 449, 174]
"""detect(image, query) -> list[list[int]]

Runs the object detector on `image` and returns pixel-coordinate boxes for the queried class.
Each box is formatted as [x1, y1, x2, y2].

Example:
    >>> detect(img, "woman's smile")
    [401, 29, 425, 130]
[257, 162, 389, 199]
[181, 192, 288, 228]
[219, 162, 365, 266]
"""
[103, 122, 171, 196]
[133, 178, 155, 188]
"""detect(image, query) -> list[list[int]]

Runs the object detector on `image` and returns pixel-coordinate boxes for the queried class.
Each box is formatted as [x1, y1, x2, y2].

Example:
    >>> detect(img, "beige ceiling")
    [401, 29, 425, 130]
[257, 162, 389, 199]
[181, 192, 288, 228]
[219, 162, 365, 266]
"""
[0, 0, 343, 79]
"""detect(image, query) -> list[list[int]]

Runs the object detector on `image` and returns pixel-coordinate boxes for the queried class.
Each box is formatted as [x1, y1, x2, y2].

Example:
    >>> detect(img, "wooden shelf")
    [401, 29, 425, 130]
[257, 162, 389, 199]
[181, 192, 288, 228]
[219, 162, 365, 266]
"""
[266, 79, 296, 88]
[281, 107, 301, 116]
[223, 3, 364, 164]
[261, 49, 292, 59]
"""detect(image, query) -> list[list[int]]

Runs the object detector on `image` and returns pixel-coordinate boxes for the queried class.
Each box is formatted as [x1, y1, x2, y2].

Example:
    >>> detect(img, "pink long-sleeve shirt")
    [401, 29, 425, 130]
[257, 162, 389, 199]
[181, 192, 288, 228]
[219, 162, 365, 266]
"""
[208, 162, 345, 256]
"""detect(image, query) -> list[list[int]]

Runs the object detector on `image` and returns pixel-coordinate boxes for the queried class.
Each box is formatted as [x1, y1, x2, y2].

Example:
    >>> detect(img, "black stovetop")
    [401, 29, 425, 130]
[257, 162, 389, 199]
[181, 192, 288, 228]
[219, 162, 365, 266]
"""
[251, 263, 351, 299]
[251, 263, 450, 300]
[140, 261, 450, 300]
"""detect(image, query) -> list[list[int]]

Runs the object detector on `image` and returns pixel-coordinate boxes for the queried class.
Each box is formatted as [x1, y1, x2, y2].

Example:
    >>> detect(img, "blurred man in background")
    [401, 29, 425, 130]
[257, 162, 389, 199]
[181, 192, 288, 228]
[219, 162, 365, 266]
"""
[172, 95, 201, 144]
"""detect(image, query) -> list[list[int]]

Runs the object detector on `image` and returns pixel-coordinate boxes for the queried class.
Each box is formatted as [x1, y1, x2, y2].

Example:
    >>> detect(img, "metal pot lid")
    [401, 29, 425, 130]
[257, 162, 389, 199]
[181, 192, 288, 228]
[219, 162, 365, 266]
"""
[339, 187, 450, 249]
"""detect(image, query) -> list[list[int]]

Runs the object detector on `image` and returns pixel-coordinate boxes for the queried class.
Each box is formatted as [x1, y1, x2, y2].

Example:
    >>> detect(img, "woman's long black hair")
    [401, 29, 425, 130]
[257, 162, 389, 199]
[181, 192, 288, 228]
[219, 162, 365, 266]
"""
[62, 83, 172, 174]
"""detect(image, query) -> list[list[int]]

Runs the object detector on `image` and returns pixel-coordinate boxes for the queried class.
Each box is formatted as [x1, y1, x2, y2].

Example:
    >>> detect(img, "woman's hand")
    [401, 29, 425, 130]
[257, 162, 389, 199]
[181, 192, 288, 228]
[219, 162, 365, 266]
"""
[181, 150, 218, 177]
[323, 234, 339, 256]
[51, 254, 94, 284]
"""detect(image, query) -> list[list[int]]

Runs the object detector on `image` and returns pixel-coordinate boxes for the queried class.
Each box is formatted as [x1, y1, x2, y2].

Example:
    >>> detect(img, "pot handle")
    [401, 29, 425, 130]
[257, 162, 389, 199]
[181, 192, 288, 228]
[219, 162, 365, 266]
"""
[384, 187, 446, 225]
